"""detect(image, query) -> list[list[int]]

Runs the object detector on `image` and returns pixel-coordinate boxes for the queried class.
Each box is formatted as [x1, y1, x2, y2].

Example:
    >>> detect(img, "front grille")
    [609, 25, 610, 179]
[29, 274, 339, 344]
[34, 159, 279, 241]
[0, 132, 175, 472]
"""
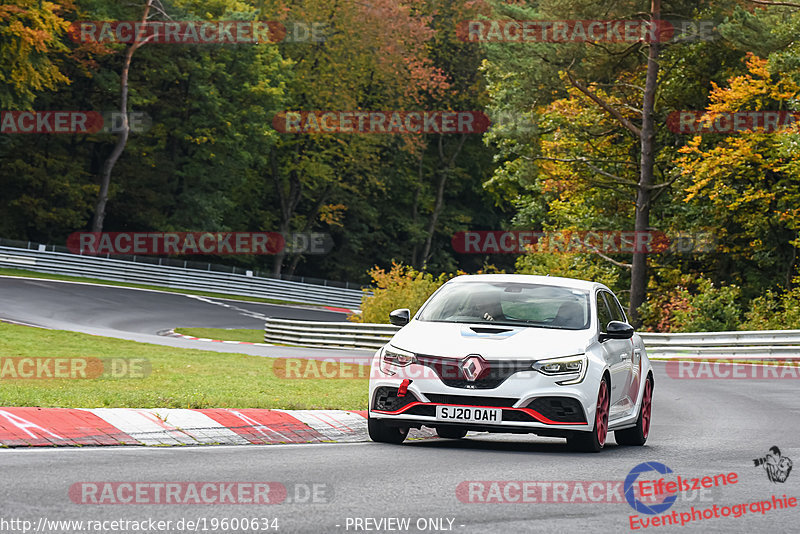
[405, 405, 437, 417]
[423, 394, 518, 407]
[372, 386, 419, 412]
[526, 397, 587, 423]
[416, 355, 533, 389]
[502, 410, 538, 422]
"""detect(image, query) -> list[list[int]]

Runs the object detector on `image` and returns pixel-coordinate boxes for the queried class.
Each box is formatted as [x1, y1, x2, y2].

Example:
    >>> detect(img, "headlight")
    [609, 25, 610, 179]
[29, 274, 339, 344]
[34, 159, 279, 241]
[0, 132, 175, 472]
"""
[532, 354, 587, 385]
[379, 345, 417, 375]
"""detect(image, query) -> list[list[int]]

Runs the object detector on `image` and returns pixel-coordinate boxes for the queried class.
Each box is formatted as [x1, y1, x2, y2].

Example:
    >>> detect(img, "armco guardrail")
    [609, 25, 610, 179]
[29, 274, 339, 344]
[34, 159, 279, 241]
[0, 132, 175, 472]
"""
[0, 246, 364, 309]
[640, 330, 800, 359]
[264, 318, 398, 349]
[264, 319, 800, 358]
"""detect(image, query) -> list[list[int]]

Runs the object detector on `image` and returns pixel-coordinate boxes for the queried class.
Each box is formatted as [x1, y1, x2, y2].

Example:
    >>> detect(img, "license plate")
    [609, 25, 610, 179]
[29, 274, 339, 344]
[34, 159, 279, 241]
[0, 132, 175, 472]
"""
[435, 406, 501, 423]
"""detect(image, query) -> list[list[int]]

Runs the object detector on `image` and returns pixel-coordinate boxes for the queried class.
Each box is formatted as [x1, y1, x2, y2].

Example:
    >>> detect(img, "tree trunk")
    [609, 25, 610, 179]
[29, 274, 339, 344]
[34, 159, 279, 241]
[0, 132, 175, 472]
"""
[270, 150, 299, 276]
[410, 152, 423, 268]
[420, 134, 467, 269]
[420, 170, 447, 269]
[91, 0, 153, 232]
[628, 0, 661, 325]
[285, 184, 332, 277]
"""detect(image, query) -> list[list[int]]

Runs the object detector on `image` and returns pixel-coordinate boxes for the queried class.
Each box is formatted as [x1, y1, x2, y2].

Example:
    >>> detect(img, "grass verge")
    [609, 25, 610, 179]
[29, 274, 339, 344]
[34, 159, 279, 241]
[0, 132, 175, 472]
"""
[174, 328, 264, 343]
[0, 322, 367, 410]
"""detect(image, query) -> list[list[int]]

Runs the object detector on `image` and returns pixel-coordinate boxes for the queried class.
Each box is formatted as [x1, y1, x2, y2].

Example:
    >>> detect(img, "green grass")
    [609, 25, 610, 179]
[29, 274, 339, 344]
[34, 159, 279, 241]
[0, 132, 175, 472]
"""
[0, 267, 327, 308]
[175, 327, 264, 343]
[0, 322, 367, 410]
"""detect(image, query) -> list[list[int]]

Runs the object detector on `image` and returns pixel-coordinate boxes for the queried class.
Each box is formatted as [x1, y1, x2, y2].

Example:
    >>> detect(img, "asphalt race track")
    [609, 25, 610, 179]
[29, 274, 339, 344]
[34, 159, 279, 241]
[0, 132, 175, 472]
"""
[0, 276, 798, 533]
[0, 376, 798, 534]
[0, 275, 353, 358]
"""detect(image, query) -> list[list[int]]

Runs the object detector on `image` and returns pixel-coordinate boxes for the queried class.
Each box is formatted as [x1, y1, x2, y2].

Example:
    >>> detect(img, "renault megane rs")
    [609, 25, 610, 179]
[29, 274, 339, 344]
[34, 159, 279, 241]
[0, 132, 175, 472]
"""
[367, 274, 653, 452]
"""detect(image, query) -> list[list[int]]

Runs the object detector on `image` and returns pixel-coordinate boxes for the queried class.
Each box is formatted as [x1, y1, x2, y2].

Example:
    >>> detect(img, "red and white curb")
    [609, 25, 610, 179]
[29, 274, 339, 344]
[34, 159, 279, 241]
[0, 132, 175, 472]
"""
[162, 328, 273, 346]
[0, 408, 435, 447]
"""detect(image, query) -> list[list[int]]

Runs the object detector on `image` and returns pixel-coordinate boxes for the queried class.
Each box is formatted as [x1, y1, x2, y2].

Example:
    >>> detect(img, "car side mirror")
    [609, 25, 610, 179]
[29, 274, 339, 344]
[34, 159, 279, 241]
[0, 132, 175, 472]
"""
[389, 308, 411, 327]
[599, 320, 634, 342]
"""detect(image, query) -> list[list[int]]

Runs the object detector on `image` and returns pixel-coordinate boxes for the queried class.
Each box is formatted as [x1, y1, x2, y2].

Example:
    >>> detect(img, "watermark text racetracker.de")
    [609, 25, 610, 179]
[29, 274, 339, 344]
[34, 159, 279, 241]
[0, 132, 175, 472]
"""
[69, 20, 326, 44]
[666, 360, 800, 379]
[451, 230, 716, 254]
[274, 356, 586, 381]
[67, 232, 333, 256]
[456, 480, 718, 505]
[70, 481, 331, 505]
[667, 110, 800, 134]
[0, 357, 149, 380]
[0, 516, 279, 533]
[0, 111, 150, 134]
[272, 111, 490, 134]
[457, 19, 717, 43]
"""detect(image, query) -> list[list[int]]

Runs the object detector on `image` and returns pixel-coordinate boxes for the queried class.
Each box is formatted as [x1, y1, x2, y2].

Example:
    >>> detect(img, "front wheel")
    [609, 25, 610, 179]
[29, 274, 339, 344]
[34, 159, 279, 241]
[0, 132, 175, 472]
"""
[368, 414, 409, 444]
[567, 378, 609, 453]
[616, 375, 653, 446]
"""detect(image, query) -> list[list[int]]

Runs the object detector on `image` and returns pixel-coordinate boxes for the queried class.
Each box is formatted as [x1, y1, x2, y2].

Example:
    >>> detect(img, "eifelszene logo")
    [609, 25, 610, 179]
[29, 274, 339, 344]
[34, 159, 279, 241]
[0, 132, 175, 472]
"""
[625, 462, 678, 515]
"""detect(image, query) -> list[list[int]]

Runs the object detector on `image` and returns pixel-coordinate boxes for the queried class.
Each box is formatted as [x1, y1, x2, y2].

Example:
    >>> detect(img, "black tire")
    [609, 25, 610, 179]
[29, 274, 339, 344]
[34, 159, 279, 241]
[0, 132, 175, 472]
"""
[368, 415, 409, 444]
[567, 377, 609, 453]
[616, 375, 653, 446]
[436, 427, 468, 439]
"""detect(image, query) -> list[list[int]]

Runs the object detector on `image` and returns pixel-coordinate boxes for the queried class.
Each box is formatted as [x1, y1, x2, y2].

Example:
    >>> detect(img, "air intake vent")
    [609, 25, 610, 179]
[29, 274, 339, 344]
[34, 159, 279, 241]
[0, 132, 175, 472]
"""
[470, 327, 513, 334]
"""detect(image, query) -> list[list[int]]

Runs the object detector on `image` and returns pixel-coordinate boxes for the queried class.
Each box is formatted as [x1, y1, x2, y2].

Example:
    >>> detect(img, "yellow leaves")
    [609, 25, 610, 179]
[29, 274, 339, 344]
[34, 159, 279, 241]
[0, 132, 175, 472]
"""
[0, 0, 72, 107]
[0, 6, 26, 18]
[318, 204, 347, 227]
[706, 54, 800, 116]
[679, 54, 798, 213]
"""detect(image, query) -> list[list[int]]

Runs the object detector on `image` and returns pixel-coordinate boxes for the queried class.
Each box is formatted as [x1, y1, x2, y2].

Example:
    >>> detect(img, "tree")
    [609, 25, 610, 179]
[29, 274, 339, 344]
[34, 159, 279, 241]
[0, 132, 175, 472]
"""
[91, 0, 155, 232]
[258, 0, 450, 276]
[0, 0, 71, 109]
[480, 0, 743, 323]
[677, 54, 800, 295]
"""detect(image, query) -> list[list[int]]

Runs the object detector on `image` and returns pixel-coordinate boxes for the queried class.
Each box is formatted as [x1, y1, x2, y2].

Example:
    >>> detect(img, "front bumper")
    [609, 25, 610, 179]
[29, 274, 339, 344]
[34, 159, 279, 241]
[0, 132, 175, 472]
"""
[368, 370, 597, 435]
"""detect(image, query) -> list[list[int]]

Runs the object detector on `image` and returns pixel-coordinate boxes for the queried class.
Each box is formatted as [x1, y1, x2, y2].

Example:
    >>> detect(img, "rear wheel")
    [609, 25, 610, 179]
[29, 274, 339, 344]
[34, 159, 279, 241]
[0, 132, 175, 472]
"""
[368, 414, 409, 444]
[436, 427, 468, 439]
[567, 378, 609, 453]
[616, 375, 653, 446]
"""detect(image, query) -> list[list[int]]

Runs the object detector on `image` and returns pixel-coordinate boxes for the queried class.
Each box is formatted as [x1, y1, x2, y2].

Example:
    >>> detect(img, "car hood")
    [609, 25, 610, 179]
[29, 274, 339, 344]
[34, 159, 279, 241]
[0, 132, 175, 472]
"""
[388, 320, 594, 361]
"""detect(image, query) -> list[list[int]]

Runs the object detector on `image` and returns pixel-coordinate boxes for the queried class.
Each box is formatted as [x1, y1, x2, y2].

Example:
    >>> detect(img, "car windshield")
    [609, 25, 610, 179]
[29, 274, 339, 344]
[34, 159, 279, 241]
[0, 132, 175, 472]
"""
[417, 281, 590, 330]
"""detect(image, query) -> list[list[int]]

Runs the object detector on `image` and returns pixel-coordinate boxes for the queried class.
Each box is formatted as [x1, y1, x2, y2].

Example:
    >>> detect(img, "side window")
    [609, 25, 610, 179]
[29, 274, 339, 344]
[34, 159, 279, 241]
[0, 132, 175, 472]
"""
[603, 291, 627, 323]
[596, 292, 613, 333]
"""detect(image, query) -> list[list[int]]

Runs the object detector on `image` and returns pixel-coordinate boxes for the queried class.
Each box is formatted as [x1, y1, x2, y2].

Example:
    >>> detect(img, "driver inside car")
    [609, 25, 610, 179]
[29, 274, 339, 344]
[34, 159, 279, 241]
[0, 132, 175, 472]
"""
[467, 293, 504, 322]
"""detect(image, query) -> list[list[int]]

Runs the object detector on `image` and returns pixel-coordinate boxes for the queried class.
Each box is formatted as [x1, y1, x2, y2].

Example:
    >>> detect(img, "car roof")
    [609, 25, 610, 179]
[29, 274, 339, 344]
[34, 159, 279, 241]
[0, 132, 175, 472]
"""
[446, 273, 608, 293]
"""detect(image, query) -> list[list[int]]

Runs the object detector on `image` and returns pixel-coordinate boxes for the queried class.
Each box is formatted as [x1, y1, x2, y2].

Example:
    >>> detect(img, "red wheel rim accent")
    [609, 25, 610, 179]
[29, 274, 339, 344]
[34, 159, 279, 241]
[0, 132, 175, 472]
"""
[596, 380, 609, 447]
[641, 379, 653, 438]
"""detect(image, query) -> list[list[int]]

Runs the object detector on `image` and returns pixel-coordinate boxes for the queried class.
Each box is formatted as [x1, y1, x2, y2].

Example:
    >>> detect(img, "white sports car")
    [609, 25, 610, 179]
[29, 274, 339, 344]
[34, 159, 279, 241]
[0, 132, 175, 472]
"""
[367, 274, 653, 452]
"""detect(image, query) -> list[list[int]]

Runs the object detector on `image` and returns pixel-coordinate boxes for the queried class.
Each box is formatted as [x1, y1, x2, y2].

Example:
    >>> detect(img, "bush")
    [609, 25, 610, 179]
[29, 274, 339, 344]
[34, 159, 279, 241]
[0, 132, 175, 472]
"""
[349, 262, 452, 324]
[741, 284, 800, 330]
[515, 249, 620, 291]
[640, 277, 741, 332]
